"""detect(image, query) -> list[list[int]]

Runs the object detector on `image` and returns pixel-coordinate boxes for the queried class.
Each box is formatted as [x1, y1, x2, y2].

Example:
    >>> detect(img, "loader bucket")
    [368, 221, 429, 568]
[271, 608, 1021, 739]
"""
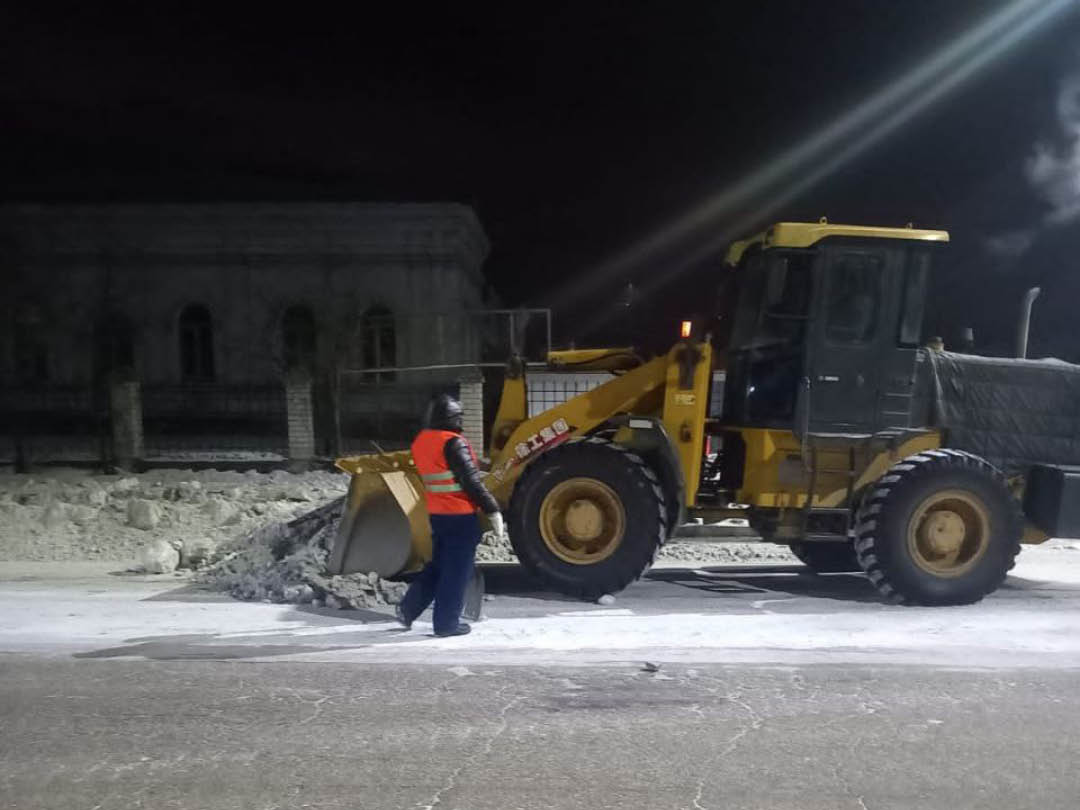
[328, 452, 432, 578]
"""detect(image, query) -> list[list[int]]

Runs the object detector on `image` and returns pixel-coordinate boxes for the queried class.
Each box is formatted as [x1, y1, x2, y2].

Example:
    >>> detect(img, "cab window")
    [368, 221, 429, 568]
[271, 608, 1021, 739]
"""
[898, 250, 930, 347]
[825, 250, 884, 344]
[758, 252, 813, 345]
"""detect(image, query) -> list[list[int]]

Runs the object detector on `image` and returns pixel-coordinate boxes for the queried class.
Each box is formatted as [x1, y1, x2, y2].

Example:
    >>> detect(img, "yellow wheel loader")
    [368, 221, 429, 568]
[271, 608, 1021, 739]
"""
[329, 220, 1080, 606]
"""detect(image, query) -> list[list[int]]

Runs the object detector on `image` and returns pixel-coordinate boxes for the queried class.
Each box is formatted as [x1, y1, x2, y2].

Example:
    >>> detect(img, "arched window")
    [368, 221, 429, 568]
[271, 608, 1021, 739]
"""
[361, 305, 396, 381]
[14, 303, 48, 384]
[281, 305, 317, 371]
[95, 312, 135, 378]
[179, 304, 215, 381]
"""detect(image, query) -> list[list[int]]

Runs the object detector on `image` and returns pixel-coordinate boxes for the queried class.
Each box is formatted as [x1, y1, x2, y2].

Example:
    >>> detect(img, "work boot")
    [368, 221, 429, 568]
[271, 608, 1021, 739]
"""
[394, 604, 411, 630]
[434, 623, 471, 637]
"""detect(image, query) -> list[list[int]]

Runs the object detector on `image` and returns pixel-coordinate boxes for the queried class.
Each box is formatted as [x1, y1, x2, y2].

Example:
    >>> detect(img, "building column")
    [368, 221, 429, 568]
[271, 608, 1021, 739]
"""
[109, 380, 144, 470]
[458, 368, 485, 457]
[286, 370, 316, 465]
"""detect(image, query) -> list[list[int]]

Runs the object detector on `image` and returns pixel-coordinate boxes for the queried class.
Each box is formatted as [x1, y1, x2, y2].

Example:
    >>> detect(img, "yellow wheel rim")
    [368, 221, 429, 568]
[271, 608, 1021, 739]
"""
[906, 489, 991, 577]
[539, 477, 626, 565]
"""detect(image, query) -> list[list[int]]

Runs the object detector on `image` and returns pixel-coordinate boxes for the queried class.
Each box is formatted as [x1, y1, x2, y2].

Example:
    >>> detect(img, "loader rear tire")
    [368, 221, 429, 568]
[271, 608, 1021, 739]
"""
[789, 541, 860, 573]
[853, 449, 1022, 606]
[508, 437, 667, 601]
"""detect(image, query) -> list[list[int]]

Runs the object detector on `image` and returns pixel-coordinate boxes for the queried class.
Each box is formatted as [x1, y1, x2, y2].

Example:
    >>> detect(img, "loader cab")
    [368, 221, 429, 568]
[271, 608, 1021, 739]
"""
[721, 223, 948, 435]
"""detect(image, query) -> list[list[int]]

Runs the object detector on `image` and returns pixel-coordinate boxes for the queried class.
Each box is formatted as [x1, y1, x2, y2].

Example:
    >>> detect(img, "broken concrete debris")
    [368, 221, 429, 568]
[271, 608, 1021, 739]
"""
[202, 497, 239, 527]
[127, 499, 162, 530]
[0, 468, 350, 563]
[196, 497, 411, 609]
[178, 536, 217, 568]
[139, 539, 180, 574]
[0, 466, 800, 609]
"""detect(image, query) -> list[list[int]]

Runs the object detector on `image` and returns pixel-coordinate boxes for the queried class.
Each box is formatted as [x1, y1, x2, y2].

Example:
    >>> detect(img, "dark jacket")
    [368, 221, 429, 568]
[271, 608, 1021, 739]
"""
[443, 435, 500, 515]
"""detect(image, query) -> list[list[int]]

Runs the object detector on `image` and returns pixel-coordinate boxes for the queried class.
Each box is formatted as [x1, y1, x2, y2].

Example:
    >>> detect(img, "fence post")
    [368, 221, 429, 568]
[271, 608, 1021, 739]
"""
[458, 368, 485, 457]
[109, 380, 144, 470]
[13, 431, 29, 473]
[285, 369, 316, 467]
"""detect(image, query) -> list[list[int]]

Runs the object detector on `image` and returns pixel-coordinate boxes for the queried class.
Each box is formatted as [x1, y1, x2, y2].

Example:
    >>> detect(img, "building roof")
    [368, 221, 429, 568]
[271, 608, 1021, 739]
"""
[0, 201, 490, 285]
[724, 220, 950, 266]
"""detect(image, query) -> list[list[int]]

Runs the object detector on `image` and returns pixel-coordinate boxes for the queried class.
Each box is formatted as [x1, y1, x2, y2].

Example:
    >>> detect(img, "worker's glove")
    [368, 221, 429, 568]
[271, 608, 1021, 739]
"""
[488, 511, 507, 542]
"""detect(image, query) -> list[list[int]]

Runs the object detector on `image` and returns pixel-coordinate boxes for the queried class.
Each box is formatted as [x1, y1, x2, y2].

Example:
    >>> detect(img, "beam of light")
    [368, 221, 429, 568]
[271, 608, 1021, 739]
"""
[548, 0, 1077, 333]
[604, 0, 1078, 327]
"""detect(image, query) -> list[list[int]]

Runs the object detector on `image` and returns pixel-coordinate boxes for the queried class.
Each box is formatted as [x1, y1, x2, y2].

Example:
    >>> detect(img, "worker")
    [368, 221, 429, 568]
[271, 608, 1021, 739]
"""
[396, 393, 505, 637]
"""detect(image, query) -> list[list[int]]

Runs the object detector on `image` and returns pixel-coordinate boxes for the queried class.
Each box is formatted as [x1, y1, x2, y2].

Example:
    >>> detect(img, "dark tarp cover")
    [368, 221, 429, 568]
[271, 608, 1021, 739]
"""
[923, 350, 1080, 475]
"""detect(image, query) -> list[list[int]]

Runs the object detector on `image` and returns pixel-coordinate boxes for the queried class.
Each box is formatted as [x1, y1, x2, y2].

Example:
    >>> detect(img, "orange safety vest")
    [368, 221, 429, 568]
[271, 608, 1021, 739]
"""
[411, 429, 479, 515]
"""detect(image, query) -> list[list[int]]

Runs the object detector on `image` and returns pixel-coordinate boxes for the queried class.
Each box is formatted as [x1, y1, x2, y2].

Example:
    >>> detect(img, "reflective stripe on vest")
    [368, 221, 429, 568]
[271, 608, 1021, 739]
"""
[421, 471, 463, 494]
[411, 428, 477, 515]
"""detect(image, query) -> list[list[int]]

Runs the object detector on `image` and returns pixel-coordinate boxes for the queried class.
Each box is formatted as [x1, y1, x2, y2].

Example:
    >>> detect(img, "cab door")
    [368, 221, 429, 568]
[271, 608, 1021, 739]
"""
[805, 242, 896, 433]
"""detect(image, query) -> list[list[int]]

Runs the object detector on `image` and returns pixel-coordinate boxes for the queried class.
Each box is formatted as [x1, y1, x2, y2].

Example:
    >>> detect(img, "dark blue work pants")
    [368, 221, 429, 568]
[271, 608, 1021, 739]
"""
[398, 513, 481, 634]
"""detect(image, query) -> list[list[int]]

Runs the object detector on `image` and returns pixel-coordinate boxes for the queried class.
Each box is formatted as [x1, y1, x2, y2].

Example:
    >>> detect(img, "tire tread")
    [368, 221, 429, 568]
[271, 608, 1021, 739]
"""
[508, 437, 667, 600]
[853, 449, 1022, 605]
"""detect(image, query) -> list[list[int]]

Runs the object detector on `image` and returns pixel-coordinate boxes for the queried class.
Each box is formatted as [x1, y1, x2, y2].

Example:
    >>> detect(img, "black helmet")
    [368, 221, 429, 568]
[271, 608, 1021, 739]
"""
[425, 393, 464, 432]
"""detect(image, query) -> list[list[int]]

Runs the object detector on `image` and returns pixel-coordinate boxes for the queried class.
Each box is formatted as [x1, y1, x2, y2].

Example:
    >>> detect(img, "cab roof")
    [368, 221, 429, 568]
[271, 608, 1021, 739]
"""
[724, 221, 950, 266]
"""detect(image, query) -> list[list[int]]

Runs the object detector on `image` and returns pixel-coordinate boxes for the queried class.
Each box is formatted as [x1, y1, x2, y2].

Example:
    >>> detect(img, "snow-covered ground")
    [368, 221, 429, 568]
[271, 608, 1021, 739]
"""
[0, 467, 349, 562]
[0, 468, 796, 613]
[4, 467, 1079, 671]
[3, 541, 1079, 669]
[0, 467, 785, 564]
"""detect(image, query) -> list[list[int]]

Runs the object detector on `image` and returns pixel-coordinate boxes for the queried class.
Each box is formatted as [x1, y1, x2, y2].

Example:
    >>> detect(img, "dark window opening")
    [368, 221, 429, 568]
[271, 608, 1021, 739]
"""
[282, 305, 317, 371]
[727, 252, 767, 352]
[14, 304, 49, 384]
[898, 250, 931, 347]
[361, 306, 397, 382]
[825, 250, 884, 345]
[728, 250, 814, 352]
[95, 313, 135, 379]
[179, 304, 215, 381]
[723, 249, 815, 425]
[759, 252, 814, 346]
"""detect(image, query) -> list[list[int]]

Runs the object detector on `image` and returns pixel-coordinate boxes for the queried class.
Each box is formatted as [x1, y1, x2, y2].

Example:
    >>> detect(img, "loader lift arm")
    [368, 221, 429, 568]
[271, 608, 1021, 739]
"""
[330, 339, 716, 599]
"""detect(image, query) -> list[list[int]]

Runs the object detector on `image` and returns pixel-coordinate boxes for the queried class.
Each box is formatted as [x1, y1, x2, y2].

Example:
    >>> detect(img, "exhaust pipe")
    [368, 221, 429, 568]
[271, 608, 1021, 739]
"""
[1016, 286, 1041, 359]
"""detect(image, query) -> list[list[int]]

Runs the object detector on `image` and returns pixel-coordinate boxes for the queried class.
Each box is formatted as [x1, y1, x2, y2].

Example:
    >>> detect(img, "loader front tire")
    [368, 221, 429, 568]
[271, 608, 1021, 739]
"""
[508, 437, 667, 600]
[853, 449, 1021, 605]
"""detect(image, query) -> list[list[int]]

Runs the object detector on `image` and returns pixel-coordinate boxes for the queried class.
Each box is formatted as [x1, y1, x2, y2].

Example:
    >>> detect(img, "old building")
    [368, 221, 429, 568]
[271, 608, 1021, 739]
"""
[1, 202, 492, 459]
[1, 202, 490, 385]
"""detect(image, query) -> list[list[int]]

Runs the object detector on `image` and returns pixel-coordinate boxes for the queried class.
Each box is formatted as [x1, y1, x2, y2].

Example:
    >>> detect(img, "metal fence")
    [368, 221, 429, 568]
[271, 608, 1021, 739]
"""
[332, 308, 553, 452]
[0, 385, 109, 464]
[3, 308, 553, 465]
[141, 384, 288, 461]
[336, 379, 460, 452]
[525, 372, 613, 418]
[337, 308, 552, 376]
[524, 370, 728, 419]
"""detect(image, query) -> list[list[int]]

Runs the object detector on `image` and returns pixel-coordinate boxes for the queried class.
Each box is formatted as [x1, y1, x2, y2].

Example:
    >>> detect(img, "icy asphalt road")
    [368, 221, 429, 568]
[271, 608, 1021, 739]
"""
[2, 546, 1080, 809]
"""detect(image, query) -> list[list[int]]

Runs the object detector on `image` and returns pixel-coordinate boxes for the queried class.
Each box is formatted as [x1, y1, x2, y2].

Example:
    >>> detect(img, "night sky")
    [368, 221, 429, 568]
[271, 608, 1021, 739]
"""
[5, 1, 1080, 356]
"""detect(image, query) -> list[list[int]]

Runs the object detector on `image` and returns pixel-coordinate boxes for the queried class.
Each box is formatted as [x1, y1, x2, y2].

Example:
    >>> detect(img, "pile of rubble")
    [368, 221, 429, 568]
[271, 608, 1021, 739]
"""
[469, 518, 796, 565]
[658, 540, 796, 565]
[0, 468, 349, 564]
[1, 466, 795, 609]
[196, 498, 410, 609]
[198, 498, 519, 609]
